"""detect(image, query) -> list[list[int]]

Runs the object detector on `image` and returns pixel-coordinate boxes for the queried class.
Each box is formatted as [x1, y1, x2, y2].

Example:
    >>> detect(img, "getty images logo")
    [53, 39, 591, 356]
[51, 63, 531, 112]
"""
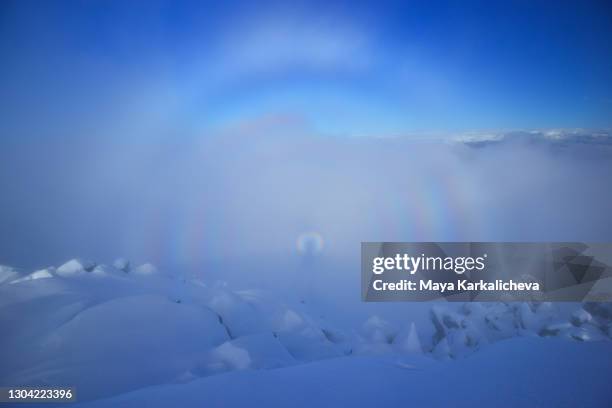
[372, 253, 488, 275]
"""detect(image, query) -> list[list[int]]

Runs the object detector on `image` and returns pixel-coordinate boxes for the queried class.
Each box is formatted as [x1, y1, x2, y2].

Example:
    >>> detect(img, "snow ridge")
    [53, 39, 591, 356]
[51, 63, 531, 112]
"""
[1, 259, 611, 402]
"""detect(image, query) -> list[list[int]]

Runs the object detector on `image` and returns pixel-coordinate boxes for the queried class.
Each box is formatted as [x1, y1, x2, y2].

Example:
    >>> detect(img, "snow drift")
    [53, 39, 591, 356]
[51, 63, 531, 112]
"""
[1, 259, 611, 405]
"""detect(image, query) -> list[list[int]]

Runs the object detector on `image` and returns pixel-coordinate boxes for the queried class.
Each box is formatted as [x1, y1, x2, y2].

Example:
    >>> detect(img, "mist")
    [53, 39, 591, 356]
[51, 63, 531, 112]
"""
[1, 127, 611, 293]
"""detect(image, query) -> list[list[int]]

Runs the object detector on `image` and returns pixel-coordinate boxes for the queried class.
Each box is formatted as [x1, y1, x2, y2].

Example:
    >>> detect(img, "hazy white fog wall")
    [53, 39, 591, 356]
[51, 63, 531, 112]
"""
[1, 131, 611, 274]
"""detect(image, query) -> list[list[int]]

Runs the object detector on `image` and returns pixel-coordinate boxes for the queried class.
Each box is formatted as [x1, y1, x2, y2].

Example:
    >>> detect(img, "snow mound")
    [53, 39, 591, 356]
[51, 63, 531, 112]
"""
[570, 308, 592, 326]
[202, 288, 268, 338]
[195, 333, 296, 376]
[361, 315, 397, 344]
[9, 267, 54, 283]
[112, 258, 131, 273]
[424, 302, 612, 359]
[0, 265, 20, 285]
[133, 263, 157, 275]
[56, 259, 97, 277]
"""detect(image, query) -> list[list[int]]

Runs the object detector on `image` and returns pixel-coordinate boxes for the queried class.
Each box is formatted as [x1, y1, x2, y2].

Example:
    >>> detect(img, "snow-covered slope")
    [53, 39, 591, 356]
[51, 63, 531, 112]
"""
[1, 260, 611, 406]
[0, 260, 350, 401]
[75, 338, 612, 408]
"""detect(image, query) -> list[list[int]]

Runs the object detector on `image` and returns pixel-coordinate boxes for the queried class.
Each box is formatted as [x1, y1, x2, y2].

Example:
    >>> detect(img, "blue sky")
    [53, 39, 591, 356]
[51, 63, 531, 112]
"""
[1, 0, 611, 139]
[1, 1, 612, 274]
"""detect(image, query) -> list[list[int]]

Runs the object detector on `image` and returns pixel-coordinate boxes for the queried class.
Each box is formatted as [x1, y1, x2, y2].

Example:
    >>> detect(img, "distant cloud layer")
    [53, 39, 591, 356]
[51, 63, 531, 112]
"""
[1, 128, 611, 276]
[455, 129, 612, 147]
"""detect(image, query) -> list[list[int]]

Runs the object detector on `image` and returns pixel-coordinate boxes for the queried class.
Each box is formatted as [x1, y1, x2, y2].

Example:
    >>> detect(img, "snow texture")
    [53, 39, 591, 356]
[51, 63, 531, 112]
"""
[1, 260, 611, 406]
